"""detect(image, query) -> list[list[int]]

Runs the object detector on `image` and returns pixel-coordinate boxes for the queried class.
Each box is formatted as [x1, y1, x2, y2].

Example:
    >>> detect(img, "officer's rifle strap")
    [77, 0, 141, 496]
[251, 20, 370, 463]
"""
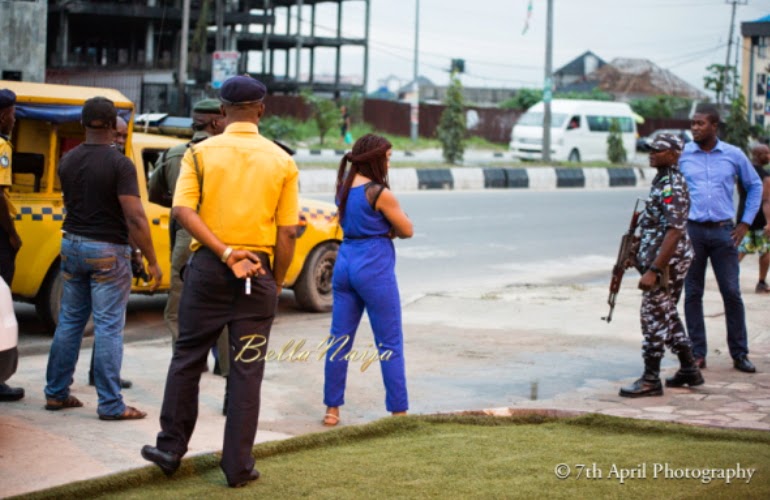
[189, 144, 203, 209]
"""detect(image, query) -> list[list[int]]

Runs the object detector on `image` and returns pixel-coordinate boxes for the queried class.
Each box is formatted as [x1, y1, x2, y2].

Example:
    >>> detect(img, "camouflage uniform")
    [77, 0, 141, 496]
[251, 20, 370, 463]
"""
[636, 165, 694, 359]
[160, 131, 229, 377]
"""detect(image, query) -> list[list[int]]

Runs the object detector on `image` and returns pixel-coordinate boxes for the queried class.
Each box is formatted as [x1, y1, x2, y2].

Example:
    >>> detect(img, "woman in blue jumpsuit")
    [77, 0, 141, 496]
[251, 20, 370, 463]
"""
[323, 134, 414, 426]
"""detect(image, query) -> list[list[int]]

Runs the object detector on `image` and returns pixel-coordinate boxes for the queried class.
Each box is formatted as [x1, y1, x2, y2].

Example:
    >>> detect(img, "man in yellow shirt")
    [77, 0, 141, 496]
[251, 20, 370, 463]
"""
[0, 88, 24, 403]
[142, 75, 299, 488]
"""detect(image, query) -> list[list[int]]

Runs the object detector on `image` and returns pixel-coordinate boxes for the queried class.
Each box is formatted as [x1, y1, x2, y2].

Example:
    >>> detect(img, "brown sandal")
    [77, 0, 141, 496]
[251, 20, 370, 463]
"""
[99, 405, 147, 421]
[45, 395, 84, 411]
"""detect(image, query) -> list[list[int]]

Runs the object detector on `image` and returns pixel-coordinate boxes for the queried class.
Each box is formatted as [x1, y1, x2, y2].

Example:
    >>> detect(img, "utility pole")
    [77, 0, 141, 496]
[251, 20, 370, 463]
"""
[411, 0, 420, 143]
[178, 0, 190, 115]
[722, 0, 748, 111]
[216, 0, 224, 51]
[295, 0, 303, 84]
[542, 0, 553, 163]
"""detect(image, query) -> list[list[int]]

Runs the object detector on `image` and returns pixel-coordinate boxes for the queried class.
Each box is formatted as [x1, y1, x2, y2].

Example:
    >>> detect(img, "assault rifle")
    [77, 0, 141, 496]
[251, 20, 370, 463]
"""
[602, 199, 644, 323]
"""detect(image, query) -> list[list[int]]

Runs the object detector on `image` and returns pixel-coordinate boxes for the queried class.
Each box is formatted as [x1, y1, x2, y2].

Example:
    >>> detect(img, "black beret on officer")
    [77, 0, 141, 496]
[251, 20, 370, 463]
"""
[218, 76, 267, 105]
[0, 89, 16, 109]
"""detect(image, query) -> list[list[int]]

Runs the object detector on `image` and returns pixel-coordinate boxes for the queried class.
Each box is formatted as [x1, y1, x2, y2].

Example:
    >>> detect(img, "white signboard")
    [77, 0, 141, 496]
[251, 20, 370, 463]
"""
[211, 51, 240, 89]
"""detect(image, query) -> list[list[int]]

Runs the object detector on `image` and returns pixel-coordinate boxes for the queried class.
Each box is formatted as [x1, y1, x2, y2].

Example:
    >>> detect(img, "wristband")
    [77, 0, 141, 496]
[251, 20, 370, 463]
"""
[648, 264, 663, 275]
[221, 246, 233, 263]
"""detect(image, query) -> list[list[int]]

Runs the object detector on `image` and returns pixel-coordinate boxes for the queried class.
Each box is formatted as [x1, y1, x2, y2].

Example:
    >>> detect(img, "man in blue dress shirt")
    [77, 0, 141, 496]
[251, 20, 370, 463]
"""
[679, 104, 762, 374]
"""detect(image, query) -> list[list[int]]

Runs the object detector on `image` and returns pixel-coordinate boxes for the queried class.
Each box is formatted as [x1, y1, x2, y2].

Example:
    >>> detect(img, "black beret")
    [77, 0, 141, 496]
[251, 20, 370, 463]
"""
[0, 89, 16, 110]
[219, 75, 267, 105]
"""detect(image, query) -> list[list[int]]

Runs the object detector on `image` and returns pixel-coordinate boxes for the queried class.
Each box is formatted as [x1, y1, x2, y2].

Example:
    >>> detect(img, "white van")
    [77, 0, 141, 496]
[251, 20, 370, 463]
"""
[510, 99, 637, 163]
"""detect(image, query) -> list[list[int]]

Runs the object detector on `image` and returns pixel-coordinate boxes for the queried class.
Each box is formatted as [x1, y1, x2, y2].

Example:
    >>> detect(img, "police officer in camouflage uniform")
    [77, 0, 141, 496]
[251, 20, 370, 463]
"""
[620, 133, 704, 398]
[157, 99, 231, 382]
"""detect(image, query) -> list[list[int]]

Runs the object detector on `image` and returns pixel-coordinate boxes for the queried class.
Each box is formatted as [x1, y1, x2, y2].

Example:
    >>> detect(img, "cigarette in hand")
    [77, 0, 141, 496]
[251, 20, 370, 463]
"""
[245, 277, 251, 295]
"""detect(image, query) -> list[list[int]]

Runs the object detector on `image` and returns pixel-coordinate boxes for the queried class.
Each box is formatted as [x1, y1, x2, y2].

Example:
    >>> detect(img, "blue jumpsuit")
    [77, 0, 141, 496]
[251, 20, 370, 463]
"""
[323, 183, 408, 412]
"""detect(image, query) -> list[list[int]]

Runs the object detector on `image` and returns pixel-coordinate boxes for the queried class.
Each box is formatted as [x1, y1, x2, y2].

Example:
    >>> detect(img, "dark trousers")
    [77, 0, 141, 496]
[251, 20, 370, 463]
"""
[0, 230, 17, 285]
[156, 248, 277, 486]
[684, 222, 749, 360]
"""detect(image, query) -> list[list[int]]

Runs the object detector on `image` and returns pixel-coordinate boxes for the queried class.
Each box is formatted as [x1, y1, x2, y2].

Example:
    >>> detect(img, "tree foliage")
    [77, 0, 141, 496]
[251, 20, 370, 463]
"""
[499, 88, 613, 111]
[300, 90, 339, 145]
[704, 64, 739, 110]
[724, 92, 751, 154]
[437, 73, 466, 164]
[607, 118, 626, 164]
[629, 95, 692, 119]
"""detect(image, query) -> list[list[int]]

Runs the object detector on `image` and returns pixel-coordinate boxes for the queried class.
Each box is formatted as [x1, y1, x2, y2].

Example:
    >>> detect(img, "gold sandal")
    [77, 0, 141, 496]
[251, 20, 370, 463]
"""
[323, 409, 340, 426]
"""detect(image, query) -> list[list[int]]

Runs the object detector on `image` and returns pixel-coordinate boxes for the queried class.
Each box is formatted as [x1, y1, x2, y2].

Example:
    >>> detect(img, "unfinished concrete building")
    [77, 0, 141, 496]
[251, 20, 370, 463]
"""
[43, 0, 369, 111]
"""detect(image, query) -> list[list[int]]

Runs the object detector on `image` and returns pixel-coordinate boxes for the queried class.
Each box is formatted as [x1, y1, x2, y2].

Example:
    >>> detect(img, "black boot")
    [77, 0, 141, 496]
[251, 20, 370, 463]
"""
[665, 347, 705, 387]
[619, 357, 663, 398]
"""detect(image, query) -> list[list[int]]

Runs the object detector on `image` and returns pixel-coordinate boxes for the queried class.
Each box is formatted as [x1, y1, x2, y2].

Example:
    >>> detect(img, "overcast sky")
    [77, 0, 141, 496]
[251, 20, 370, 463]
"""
[256, 0, 770, 97]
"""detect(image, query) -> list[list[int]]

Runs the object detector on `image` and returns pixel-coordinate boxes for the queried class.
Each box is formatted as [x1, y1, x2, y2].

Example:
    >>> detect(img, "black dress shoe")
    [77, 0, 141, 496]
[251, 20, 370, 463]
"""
[0, 383, 24, 402]
[141, 445, 181, 476]
[229, 468, 260, 488]
[733, 356, 756, 373]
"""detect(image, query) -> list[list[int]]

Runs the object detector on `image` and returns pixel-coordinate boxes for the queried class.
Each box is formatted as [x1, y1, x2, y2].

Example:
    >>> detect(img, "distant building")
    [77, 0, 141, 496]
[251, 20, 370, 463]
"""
[556, 54, 707, 102]
[0, 0, 47, 83]
[1, 1, 370, 112]
[396, 77, 517, 106]
[741, 14, 770, 129]
[553, 50, 606, 90]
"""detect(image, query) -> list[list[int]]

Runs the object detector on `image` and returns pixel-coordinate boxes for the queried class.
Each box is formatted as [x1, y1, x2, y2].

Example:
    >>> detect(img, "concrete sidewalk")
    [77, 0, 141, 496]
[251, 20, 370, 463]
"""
[1, 263, 769, 497]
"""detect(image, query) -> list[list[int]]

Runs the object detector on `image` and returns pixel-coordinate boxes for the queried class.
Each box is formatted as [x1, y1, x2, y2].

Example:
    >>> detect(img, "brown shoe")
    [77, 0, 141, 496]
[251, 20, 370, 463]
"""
[99, 405, 147, 421]
[45, 395, 84, 411]
[694, 357, 706, 369]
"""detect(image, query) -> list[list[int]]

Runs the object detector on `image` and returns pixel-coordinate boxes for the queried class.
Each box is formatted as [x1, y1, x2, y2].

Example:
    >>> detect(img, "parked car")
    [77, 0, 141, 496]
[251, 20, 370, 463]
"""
[3, 80, 341, 333]
[636, 128, 693, 152]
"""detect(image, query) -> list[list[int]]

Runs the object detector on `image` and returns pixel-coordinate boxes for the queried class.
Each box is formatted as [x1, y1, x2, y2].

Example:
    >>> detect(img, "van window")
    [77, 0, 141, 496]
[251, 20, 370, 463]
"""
[567, 116, 580, 130]
[587, 115, 634, 133]
[517, 112, 568, 128]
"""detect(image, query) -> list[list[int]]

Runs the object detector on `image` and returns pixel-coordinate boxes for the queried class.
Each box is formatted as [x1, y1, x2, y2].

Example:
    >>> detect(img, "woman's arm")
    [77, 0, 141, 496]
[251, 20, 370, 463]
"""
[375, 189, 413, 238]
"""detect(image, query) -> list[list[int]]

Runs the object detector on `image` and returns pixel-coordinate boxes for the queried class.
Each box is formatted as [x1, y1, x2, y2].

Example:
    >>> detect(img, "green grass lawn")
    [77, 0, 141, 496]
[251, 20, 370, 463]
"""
[24, 414, 770, 499]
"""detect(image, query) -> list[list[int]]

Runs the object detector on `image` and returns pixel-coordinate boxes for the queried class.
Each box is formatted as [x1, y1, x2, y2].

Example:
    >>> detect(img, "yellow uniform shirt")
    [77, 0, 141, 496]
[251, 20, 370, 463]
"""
[173, 122, 299, 256]
[0, 136, 16, 217]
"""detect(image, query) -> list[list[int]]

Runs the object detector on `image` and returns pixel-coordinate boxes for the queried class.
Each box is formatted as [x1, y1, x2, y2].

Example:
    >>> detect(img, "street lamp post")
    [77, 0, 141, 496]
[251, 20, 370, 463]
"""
[411, 0, 420, 143]
[542, 0, 553, 163]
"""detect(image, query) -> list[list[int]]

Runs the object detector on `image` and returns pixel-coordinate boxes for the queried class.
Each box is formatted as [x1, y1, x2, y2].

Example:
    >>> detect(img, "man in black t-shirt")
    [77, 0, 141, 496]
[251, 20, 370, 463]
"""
[738, 144, 770, 293]
[44, 97, 162, 420]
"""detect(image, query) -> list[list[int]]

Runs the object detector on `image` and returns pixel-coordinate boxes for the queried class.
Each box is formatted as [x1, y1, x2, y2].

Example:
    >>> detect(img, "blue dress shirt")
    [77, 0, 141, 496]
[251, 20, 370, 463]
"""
[679, 139, 762, 225]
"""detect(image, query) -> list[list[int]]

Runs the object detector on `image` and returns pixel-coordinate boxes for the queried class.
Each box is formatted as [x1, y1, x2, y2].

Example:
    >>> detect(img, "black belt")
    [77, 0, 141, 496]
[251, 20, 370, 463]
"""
[688, 219, 733, 228]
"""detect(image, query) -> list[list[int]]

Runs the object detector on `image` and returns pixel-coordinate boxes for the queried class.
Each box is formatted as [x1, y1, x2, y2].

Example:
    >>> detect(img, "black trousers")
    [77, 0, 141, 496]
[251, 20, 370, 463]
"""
[156, 247, 277, 486]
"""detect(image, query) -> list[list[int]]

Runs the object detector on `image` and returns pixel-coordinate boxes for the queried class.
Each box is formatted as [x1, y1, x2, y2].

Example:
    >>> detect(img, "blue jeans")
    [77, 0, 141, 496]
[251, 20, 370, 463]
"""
[684, 222, 749, 360]
[44, 235, 132, 416]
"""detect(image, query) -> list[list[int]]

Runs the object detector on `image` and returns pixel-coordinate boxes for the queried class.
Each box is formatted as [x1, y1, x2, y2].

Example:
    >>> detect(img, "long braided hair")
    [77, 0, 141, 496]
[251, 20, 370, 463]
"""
[335, 133, 392, 222]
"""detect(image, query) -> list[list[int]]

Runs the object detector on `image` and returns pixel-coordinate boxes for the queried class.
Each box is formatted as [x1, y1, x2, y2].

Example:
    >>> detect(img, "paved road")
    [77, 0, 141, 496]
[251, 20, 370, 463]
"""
[16, 187, 648, 353]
